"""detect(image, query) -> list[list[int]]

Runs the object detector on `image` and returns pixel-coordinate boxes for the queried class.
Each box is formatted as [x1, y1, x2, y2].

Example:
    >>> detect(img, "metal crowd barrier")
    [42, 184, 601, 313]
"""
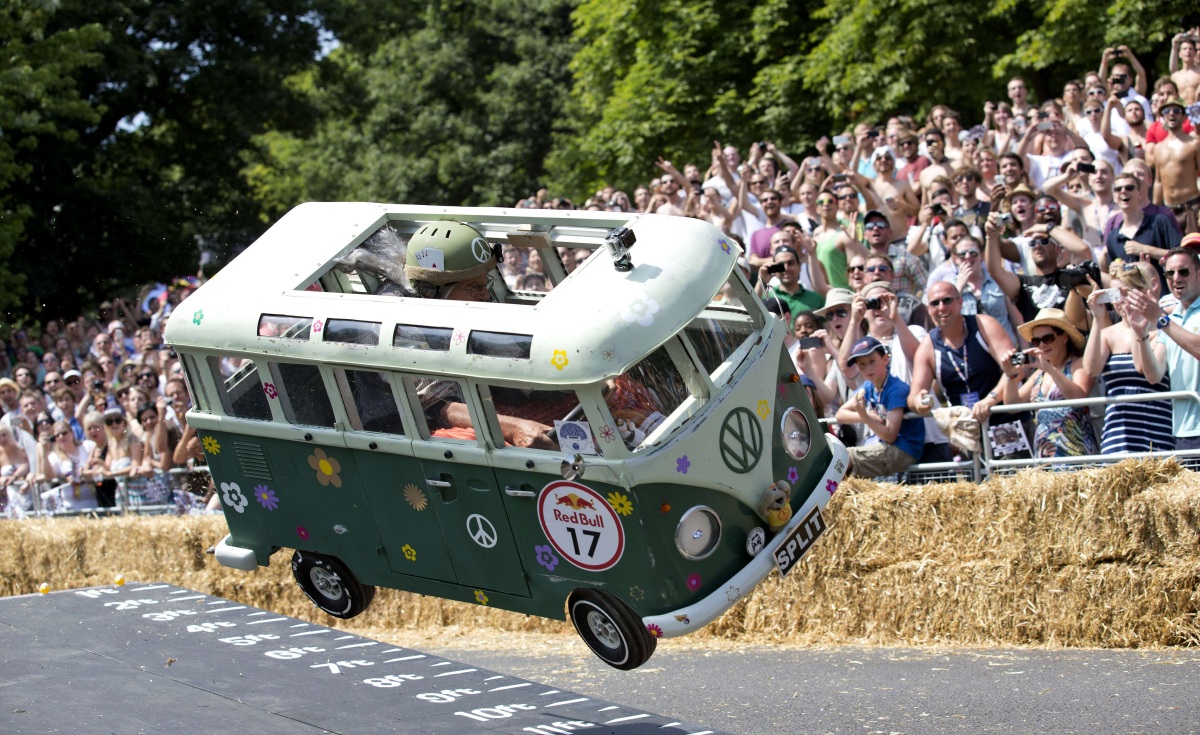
[2, 466, 212, 519]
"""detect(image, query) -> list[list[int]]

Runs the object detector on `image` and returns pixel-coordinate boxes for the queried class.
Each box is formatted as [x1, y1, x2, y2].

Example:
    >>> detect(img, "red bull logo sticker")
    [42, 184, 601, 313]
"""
[537, 481, 625, 571]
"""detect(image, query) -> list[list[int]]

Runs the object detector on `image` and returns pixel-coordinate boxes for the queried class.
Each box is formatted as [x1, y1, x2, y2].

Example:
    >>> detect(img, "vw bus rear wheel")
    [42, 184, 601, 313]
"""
[567, 589, 656, 670]
[291, 551, 375, 619]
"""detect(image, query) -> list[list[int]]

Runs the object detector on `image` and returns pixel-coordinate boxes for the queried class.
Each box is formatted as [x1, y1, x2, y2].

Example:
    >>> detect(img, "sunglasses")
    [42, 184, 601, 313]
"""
[1113, 184, 1137, 193]
[898, 140, 916, 147]
[1030, 333, 1058, 347]
[65, 377, 81, 385]
[1084, 108, 1103, 115]
[931, 190, 950, 198]
[759, 196, 780, 203]
[1029, 238, 1054, 248]
[928, 296, 958, 307]
[1165, 268, 1192, 280]
[54, 431, 71, 439]
[835, 145, 852, 153]
[1161, 107, 1185, 116]
[816, 198, 834, 205]
[924, 139, 942, 145]
[847, 265, 865, 273]
[956, 250, 981, 258]
[1035, 204, 1060, 212]
[806, 165, 822, 172]
[836, 194, 856, 201]
[863, 221, 889, 231]
[105, 416, 125, 426]
[828, 308, 849, 319]
[865, 265, 892, 273]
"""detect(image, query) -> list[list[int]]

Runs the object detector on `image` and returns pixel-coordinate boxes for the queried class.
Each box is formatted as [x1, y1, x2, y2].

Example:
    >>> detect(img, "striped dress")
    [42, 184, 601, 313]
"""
[1100, 352, 1174, 454]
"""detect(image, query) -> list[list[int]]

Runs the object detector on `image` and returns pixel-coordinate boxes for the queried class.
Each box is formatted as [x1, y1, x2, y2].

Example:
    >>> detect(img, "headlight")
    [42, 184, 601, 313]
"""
[780, 407, 811, 460]
[675, 506, 722, 560]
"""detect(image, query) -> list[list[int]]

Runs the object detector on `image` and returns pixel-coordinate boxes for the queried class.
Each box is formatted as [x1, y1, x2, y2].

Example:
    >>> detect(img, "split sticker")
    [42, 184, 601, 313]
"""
[537, 481, 625, 571]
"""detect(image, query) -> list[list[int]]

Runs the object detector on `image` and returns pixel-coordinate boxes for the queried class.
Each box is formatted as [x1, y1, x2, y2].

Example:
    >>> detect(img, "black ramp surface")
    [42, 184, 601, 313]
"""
[0, 583, 729, 735]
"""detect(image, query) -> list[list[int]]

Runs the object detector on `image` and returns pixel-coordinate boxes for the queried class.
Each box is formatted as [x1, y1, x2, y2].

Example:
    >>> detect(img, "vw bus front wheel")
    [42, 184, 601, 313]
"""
[291, 551, 375, 619]
[567, 589, 656, 670]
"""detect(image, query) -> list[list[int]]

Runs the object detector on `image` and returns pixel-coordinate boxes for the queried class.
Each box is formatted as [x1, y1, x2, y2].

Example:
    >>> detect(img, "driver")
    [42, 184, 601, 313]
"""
[405, 222, 562, 448]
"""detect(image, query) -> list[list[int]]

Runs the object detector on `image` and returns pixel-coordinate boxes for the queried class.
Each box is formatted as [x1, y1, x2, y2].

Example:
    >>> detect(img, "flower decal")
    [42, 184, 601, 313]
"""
[607, 491, 633, 517]
[402, 544, 417, 562]
[220, 482, 247, 513]
[787, 466, 799, 484]
[263, 382, 278, 399]
[619, 294, 660, 327]
[296, 525, 309, 540]
[534, 544, 559, 571]
[312, 319, 324, 333]
[757, 399, 771, 419]
[201, 436, 221, 455]
[725, 585, 742, 603]
[550, 350, 569, 371]
[308, 448, 342, 488]
[647, 624, 664, 638]
[192, 309, 204, 326]
[826, 479, 839, 496]
[453, 330, 467, 345]
[601, 347, 616, 361]
[676, 455, 691, 474]
[778, 383, 787, 398]
[474, 590, 489, 606]
[718, 238, 731, 255]
[599, 425, 616, 443]
[686, 573, 702, 592]
[674, 614, 691, 624]
[403, 483, 428, 511]
[629, 585, 645, 601]
[254, 484, 278, 511]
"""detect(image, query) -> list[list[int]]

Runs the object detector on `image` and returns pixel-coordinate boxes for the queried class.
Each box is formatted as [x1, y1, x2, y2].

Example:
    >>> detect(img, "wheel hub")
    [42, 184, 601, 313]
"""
[309, 566, 343, 600]
[586, 610, 621, 649]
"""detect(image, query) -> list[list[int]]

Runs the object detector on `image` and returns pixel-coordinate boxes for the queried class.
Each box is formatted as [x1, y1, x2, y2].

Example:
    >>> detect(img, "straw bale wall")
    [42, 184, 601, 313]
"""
[3, 459, 1198, 648]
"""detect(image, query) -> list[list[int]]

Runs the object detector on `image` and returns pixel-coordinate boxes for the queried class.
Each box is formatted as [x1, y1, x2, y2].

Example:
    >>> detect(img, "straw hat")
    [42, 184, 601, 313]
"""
[815, 288, 855, 316]
[1017, 308, 1084, 351]
[1004, 183, 1036, 206]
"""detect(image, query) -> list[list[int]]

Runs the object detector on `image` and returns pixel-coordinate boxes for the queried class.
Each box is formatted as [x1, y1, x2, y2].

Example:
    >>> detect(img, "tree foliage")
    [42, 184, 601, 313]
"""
[245, 0, 578, 219]
[2, 0, 324, 323]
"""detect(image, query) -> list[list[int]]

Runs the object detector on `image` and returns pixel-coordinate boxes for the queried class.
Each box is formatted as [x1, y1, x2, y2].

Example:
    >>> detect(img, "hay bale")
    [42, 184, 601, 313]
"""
[2, 459, 1198, 648]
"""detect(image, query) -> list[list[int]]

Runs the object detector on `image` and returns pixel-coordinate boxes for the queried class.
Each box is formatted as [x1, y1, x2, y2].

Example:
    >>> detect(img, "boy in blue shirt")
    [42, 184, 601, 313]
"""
[836, 336, 926, 477]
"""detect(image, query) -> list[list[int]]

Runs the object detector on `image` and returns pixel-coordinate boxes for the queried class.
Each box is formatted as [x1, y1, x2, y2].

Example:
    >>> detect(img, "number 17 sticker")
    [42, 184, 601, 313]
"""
[537, 480, 624, 571]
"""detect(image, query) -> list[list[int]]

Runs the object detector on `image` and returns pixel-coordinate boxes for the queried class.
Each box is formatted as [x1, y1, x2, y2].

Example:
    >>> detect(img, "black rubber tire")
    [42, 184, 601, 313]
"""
[291, 551, 374, 619]
[567, 588, 656, 670]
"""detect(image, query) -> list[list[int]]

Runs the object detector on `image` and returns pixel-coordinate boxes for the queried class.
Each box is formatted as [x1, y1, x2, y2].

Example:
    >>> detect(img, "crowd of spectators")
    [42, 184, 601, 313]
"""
[513, 32, 1200, 478]
[1, 280, 214, 515]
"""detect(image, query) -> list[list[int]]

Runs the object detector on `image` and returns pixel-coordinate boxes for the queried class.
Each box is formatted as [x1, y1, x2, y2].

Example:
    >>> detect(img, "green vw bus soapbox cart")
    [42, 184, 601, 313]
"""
[164, 203, 848, 669]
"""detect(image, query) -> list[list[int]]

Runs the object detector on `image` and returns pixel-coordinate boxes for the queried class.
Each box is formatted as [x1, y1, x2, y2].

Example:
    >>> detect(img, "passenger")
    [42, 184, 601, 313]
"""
[403, 221, 559, 448]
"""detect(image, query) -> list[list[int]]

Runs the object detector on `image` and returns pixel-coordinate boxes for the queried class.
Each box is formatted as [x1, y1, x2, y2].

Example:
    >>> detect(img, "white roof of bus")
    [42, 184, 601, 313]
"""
[165, 202, 745, 385]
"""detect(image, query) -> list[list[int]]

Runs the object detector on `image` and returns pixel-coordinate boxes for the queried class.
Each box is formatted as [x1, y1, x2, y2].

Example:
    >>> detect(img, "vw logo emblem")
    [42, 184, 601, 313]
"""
[719, 407, 763, 474]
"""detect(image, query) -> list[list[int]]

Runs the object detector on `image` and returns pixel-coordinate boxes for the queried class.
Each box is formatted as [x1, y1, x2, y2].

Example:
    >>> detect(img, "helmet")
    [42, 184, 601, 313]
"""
[404, 221, 497, 286]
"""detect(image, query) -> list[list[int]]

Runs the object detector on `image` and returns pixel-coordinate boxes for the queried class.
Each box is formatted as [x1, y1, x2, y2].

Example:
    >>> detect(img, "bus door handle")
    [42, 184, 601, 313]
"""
[425, 476, 457, 502]
[504, 485, 535, 498]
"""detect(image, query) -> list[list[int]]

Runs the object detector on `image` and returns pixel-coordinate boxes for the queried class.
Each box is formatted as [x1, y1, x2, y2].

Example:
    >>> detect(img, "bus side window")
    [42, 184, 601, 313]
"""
[207, 356, 272, 421]
[605, 347, 690, 450]
[405, 377, 477, 443]
[271, 362, 336, 428]
[477, 384, 600, 453]
[336, 369, 405, 435]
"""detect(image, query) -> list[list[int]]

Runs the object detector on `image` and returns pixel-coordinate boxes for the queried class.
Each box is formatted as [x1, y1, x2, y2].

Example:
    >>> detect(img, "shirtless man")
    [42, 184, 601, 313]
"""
[917, 129, 954, 201]
[1153, 98, 1200, 233]
[1169, 31, 1200, 104]
[1007, 76, 1034, 119]
[868, 147, 919, 233]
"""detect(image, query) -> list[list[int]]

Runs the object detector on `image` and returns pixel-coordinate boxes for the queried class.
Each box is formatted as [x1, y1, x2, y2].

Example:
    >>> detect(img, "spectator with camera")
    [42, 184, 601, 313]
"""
[1125, 247, 1200, 451]
[1042, 158, 1119, 260]
[836, 336, 926, 478]
[1099, 48, 1153, 138]
[986, 213, 1091, 330]
[906, 181, 962, 272]
[755, 245, 828, 316]
[1002, 308, 1099, 459]
[1083, 261, 1175, 453]
[812, 189, 867, 290]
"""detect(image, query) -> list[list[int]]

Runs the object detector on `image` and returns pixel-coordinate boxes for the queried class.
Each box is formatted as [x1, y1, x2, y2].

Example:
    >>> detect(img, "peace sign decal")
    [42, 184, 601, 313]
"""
[466, 514, 498, 548]
[719, 407, 763, 474]
[470, 237, 493, 263]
